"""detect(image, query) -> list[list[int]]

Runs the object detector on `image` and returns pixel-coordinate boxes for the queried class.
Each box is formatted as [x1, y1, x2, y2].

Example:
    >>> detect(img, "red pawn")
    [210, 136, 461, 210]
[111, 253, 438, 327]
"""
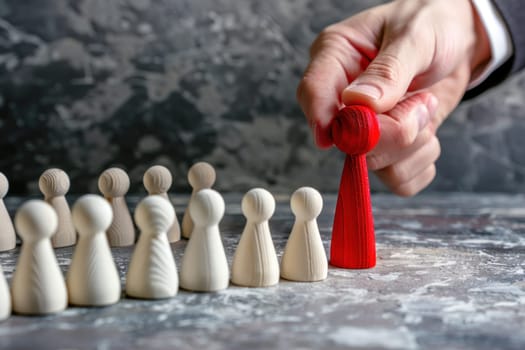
[330, 105, 380, 269]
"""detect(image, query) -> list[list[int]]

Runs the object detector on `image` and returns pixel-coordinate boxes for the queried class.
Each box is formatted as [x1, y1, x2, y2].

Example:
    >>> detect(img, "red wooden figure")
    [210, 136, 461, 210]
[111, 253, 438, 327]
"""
[329, 105, 380, 269]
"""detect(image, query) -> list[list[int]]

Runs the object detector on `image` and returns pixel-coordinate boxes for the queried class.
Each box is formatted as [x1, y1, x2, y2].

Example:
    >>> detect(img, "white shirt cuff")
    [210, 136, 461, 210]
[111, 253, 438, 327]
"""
[468, 0, 513, 88]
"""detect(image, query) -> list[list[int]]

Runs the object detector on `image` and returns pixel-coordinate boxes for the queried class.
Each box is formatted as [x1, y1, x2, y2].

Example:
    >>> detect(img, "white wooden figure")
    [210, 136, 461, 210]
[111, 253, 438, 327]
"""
[98, 167, 135, 246]
[143, 165, 181, 243]
[0, 265, 10, 321]
[11, 200, 67, 315]
[126, 195, 178, 299]
[281, 187, 327, 282]
[181, 162, 216, 239]
[39, 168, 76, 248]
[231, 188, 279, 287]
[0, 172, 16, 251]
[179, 189, 229, 292]
[67, 195, 121, 306]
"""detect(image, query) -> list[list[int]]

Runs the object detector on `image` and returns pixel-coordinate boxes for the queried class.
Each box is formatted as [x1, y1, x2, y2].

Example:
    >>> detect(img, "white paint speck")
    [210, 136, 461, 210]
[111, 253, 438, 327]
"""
[328, 326, 418, 350]
[493, 301, 518, 307]
[432, 260, 456, 267]
[369, 272, 401, 282]
[399, 221, 422, 230]
[404, 314, 422, 325]
[469, 283, 525, 296]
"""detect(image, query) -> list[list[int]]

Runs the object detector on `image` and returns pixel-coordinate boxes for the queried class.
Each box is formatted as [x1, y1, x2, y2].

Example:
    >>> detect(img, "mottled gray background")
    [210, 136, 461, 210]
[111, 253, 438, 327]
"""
[0, 0, 523, 195]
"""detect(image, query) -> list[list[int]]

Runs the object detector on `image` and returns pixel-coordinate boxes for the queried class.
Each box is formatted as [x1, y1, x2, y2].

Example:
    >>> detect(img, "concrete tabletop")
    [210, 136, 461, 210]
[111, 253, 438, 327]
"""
[0, 193, 524, 350]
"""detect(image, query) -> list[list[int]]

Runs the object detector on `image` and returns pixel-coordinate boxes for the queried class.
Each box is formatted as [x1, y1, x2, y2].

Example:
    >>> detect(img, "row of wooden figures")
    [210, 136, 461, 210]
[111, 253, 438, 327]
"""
[0, 186, 327, 320]
[0, 162, 219, 251]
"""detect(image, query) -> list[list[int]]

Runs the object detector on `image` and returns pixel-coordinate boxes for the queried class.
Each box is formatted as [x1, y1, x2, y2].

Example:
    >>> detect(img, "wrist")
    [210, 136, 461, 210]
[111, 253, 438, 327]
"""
[469, 0, 492, 78]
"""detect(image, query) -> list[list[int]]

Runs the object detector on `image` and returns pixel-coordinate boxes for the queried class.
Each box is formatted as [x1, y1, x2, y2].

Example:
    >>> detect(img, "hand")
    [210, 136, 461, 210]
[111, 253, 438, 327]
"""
[297, 0, 491, 196]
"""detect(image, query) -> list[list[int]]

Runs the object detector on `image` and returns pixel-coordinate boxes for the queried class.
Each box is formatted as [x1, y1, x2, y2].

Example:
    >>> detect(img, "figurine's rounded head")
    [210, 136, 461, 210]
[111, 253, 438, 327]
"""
[188, 162, 216, 190]
[242, 188, 275, 223]
[0, 172, 8, 199]
[15, 200, 58, 242]
[135, 195, 174, 236]
[143, 165, 173, 195]
[189, 189, 224, 226]
[330, 105, 380, 155]
[98, 167, 130, 198]
[291, 187, 323, 221]
[38, 168, 70, 197]
[72, 195, 113, 237]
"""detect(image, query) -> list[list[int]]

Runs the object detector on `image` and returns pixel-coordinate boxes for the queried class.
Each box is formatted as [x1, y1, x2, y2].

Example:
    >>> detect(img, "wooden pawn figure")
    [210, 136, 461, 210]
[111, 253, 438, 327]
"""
[143, 165, 181, 242]
[180, 189, 229, 292]
[0, 172, 16, 251]
[66, 195, 121, 306]
[0, 265, 10, 321]
[98, 167, 135, 246]
[181, 162, 216, 239]
[281, 187, 327, 282]
[330, 106, 380, 269]
[231, 188, 279, 287]
[126, 195, 178, 299]
[11, 200, 67, 315]
[39, 168, 76, 248]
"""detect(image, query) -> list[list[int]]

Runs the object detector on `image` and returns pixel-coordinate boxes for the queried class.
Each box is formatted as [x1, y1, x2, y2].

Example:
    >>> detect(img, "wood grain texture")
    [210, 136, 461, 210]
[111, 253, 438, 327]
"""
[106, 197, 135, 246]
[39, 168, 76, 248]
[161, 193, 181, 243]
[281, 187, 327, 282]
[126, 195, 178, 299]
[126, 234, 178, 299]
[0, 173, 16, 251]
[231, 188, 279, 287]
[0, 200, 15, 251]
[143, 165, 181, 243]
[329, 106, 380, 269]
[180, 189, 228, 292]
[11, 200, 67, 315]
[182, 162, 216, 239]
[98, 168, 135, 247]
[48, 197, 76, 248]
[67, 235, 121, 306]
[0, 266, 10, 321]
[67, 194, 120, 306]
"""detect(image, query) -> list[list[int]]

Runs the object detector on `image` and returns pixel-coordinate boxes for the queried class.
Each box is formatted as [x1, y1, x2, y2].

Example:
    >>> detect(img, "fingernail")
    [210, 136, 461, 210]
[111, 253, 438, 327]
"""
[414, 104, 430, 130]
[344, 82, 382, 100]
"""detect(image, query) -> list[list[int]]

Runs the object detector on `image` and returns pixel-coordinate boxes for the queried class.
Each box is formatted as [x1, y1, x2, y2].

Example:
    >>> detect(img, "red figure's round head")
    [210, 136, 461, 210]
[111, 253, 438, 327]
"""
[330, 105, 380, 155]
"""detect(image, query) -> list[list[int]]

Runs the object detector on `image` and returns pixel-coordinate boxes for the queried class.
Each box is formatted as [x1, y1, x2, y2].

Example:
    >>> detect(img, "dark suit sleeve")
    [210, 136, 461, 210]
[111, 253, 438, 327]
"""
[464, 0, 525, 99]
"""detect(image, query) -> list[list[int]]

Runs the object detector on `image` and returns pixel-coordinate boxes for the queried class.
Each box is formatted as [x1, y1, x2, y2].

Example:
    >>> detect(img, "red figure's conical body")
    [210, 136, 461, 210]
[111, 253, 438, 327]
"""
[329, 105, 380, 269]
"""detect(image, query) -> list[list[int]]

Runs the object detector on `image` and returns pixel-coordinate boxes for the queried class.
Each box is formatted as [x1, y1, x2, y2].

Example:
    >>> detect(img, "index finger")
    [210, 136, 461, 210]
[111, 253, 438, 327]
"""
[296, 30, 369, 148]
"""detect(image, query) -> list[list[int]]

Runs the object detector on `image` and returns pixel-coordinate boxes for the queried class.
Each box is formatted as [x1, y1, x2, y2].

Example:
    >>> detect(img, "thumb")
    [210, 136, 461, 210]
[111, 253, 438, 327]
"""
[341, 34, 430, 113]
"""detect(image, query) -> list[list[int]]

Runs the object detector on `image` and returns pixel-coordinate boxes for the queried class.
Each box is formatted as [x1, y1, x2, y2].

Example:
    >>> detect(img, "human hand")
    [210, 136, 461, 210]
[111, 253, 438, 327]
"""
[297, 0, 491, 196]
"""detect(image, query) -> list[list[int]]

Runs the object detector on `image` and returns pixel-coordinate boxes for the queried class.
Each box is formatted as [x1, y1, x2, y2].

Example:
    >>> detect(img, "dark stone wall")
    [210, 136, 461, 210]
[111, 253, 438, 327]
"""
[0, 0, 523, 195]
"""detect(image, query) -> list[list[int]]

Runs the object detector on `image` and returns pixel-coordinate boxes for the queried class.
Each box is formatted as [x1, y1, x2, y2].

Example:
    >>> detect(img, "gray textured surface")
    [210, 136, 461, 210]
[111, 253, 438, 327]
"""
[0, 0, 524, 194]
[0, 193, 525, 350]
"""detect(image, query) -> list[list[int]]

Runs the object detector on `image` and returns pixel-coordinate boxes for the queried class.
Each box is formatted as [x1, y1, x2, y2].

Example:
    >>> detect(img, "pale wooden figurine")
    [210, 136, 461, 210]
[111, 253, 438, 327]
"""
[98, 167, 135, 246]
[181, 162, 216, 239]
[67, 195, 121, 306]
[143, 165, 181, 242]
[0, 172, 16, 251]
[126, 195, 178, 299]
[180, 189, 229, 292]
[11, 200, 68, 315]
[39, 168, 76, 248]
[281, 187, 327, 282]
[231, 188, 279, 287]
[0, 265, 10, 321]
